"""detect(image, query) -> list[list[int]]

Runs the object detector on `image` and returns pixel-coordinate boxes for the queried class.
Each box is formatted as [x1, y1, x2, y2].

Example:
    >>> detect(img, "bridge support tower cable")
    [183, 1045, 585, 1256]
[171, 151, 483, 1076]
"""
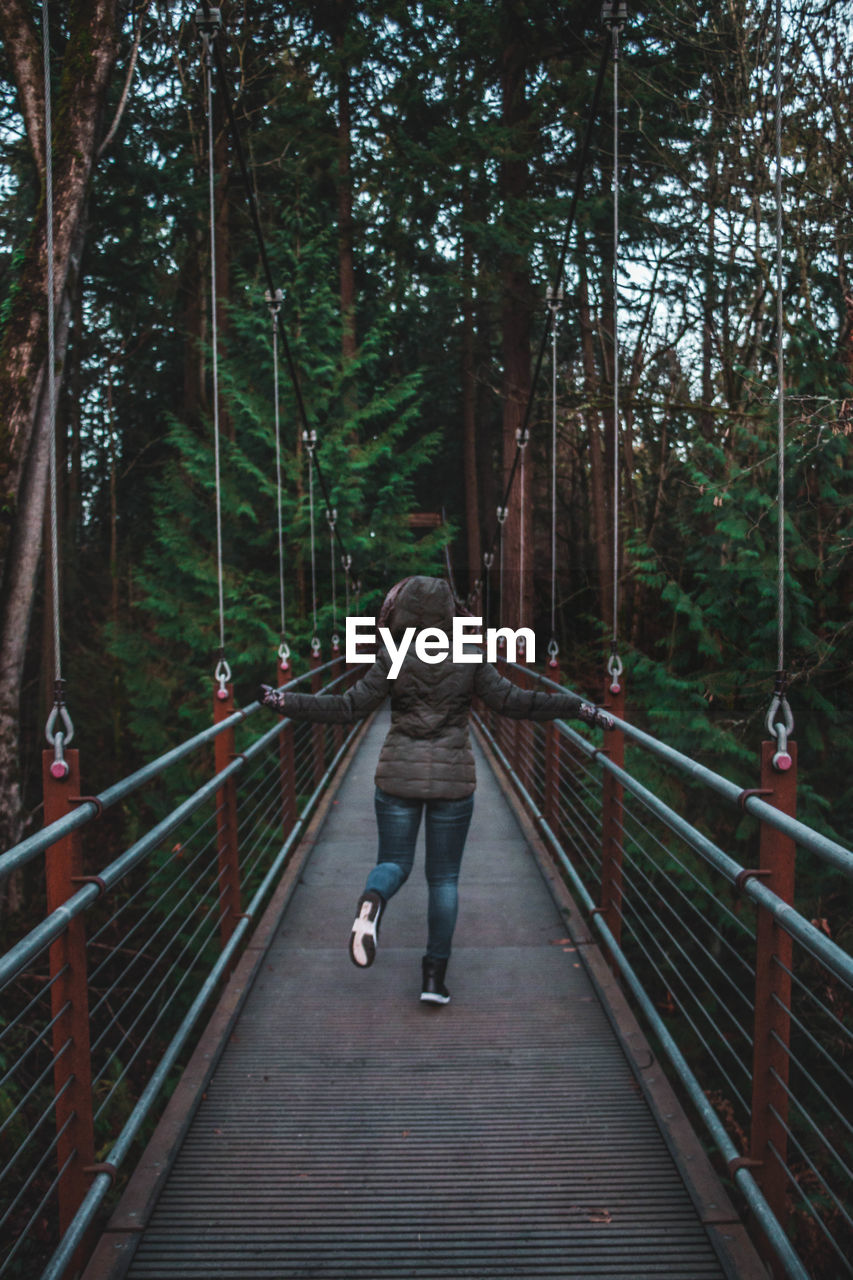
[213, 682, 241, 958]
[43, 749, 96, 1268]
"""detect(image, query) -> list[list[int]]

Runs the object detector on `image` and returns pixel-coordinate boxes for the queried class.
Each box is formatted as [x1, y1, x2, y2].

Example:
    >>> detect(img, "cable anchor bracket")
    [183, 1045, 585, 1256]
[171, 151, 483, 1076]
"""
[607, 645, 624, 696]
[602, 1, 627, 31]
[195, 6, 221, 37]
[45, 681, 75, 779]
[215, 656, 232, 702]
[265, 287, 283, 316]
[278, 640, 291, 668]
[766, 673, 794, 773]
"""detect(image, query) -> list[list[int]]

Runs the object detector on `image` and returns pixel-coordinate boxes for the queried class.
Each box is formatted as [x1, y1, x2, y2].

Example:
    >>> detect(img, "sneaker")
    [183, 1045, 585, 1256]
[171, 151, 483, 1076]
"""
[420, 955, 450, 1005]
[349, 891, 383, 968]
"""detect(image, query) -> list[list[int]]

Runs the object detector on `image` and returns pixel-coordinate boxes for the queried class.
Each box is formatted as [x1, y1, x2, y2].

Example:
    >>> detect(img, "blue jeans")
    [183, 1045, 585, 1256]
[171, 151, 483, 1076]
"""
[366, 787, 474, 961]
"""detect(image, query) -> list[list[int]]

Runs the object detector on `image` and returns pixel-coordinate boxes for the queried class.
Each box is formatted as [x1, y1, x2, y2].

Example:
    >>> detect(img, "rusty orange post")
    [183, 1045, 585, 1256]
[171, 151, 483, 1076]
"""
[214, 682, 241, 951]
[310, 643, 325, 787]
[513, 641, 528, 789]
[330, 638, 344, 754]
[749, 738, 797, 1230]
[544, 652, 561, 827]
[43, 748, 96, 1246]
[277, 652, 297, 836]
[600, 667, 625, 948]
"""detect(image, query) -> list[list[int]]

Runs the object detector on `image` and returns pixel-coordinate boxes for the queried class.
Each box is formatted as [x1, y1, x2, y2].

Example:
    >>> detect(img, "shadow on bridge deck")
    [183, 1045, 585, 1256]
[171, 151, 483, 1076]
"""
[84, 711, 765, 1280]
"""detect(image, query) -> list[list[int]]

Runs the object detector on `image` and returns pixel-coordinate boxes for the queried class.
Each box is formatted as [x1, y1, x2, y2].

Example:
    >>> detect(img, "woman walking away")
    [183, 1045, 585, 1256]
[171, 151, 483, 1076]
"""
[259, 576, 613, 1006]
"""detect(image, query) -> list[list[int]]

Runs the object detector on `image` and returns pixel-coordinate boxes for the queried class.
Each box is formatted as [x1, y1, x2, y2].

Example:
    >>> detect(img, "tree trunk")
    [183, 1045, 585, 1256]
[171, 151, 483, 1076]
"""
[0, 0, 118, 869]
[0, 249, 77, 876]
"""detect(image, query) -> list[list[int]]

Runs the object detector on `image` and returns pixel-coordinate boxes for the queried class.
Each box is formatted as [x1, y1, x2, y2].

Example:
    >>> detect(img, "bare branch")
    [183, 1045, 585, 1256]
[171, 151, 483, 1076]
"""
[98, 0, 150, 158]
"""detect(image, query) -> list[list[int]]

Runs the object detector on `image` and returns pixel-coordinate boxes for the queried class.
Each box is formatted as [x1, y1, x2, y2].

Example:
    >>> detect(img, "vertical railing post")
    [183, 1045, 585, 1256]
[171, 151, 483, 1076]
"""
[214, 682, 241, 951]
[330, 637, 344, 754]
[310, 643, 325, 787]
[749, 739, 797, 1231]
[43, 748, 96, 1249]
[600, 668, 625, 947]
[544, 652, 561, 827]
[514, 638, 528, 789]
[277, 651, 297, 836]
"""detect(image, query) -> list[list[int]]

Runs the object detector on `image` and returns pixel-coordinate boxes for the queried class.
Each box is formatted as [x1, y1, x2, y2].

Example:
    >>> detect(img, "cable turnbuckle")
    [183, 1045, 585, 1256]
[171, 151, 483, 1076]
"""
[496, 506, 508, 525]
[483, 552, 494, 570]
[311, 636, 321, 656]
[302, 428, 317, 456]
[326, 506, 337, 531]
[546, 284, 564, 315]
[516, 428, 529, 450]
[278, 640, 291, 668]
[265, 287, 283, 315]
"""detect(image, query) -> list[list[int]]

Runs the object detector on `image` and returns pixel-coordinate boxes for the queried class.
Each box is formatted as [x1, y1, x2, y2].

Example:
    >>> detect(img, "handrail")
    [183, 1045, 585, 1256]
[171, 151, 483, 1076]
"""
[551, 716, 853, 990]
[473, 708, 816, 1280]
[39, 715, 363, 1280]
[514, 661, 853, 878]
[0, 659, 340, 880]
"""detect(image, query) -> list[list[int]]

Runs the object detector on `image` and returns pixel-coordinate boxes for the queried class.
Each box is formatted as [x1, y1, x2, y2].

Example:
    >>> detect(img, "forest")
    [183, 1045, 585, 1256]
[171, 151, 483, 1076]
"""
[0, 0, 850, 897]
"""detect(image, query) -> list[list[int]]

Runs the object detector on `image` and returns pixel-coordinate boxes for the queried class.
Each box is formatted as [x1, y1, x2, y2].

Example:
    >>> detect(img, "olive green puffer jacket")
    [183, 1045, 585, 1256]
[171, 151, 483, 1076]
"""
[281, 576, 584, 800]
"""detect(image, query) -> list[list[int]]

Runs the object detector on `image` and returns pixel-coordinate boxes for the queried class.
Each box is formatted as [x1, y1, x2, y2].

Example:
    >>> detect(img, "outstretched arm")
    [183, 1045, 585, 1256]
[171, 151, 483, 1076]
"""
[259, 654, 390, 724]
[474, 663, 614, 729]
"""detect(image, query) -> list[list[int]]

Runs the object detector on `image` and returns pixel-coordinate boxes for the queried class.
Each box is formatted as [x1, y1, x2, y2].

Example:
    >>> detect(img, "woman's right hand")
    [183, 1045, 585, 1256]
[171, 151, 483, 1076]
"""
[577, 702, 615, 731]
[258, 684, 287, 713]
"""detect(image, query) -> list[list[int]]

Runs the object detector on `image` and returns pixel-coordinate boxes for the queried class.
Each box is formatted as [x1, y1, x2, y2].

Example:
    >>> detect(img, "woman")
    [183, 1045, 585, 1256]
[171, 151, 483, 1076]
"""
[259, 576, 613, 1006]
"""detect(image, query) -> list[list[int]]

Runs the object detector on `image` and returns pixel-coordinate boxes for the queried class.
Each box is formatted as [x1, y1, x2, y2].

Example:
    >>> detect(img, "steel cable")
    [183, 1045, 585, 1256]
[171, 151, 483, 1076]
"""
[767, 1061, 853, 1187]
[615, 834, 755, 1046]
[195, 2, 357, 593]
[268, 290, 287, 644]
[774, 0, 786, 678]
[0, 1134, 75, 1277]
[616, 904, 752, 1114]
[41, 0, 61, 696]
[483, 32, 613, 571]
[611, 17, 621, 649]
[202, 29, 226, 665]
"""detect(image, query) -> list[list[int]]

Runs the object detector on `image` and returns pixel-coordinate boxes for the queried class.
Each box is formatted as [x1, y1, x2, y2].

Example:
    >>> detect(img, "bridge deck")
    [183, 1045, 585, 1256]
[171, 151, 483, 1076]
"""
[89, 712, 760, 1279]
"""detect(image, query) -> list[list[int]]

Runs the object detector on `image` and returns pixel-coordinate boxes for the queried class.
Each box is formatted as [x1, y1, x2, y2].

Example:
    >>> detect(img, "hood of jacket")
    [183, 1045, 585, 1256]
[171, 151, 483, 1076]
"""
[382, 576, 456, 637]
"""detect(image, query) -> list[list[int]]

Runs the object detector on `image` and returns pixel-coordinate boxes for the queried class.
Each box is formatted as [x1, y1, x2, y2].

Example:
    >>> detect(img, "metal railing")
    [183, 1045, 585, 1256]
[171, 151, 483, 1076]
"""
[0, 652, 357, 1280]
[474, 658, 852, 1280]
